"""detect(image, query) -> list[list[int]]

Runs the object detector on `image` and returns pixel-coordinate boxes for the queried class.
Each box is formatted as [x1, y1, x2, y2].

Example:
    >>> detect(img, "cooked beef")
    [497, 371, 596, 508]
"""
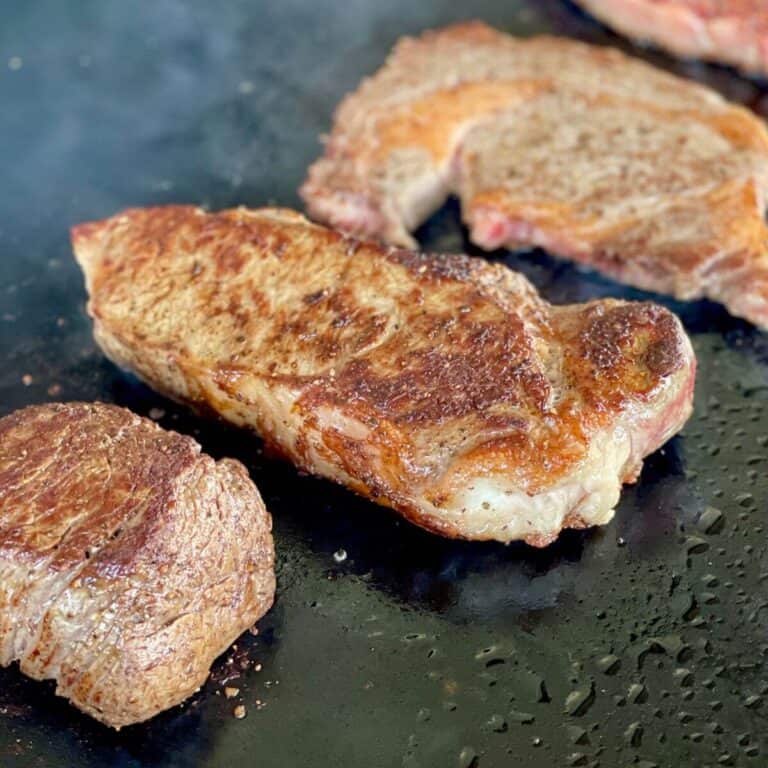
[0, 402, 274, 729]
[72, 205, 695, 546]
[300, 21, 768, 328]
[575, 0, 768, 77]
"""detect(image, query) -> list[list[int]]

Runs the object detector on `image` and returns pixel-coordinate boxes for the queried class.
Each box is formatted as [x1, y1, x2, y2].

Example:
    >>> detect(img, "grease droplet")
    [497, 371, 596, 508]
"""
[457, 746, 478, 768]
[564, 681, 595, 717]
[698, 507, 723, 534]
[596, 654, 620, 675]
[624, 721, 643, 747]
[628, 683, 647, 704]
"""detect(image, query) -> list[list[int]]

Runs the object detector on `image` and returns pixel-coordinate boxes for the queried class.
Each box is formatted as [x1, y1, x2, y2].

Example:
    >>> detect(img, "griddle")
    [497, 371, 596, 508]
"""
[1, 1, 766, 765]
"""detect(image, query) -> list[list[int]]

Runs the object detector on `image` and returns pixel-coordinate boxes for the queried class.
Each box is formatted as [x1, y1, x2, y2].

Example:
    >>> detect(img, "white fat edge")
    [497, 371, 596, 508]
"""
[435, 424, 633, 543]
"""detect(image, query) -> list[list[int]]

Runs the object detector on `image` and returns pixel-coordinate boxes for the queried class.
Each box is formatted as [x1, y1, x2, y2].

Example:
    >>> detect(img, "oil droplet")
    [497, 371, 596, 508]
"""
[567, 725, 588, 745]
[744, 694, 762, 709]
[564, 681, 595, 717]
[650, 634, 685, 659]
[596, 654, 620, 675]
[457, 746, 478, 768]
[628, 683, 647, 704]
[624, 721, 643, 747]
[697, 506, 724, 534]
[684, 536, 709, 554]
[674, 668, 694, 687]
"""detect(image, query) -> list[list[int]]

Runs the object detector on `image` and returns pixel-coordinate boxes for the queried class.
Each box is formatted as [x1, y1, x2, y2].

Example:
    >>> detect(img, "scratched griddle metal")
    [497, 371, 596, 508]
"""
[0, 0, 767, 765]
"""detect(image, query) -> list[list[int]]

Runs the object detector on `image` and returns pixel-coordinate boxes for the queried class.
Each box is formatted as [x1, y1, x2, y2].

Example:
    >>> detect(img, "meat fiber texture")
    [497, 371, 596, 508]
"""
[0, 402, 275, 729]
[301, 21, 768, 329]
[575, 0, 768, 77]
[72, 206, 695, 547]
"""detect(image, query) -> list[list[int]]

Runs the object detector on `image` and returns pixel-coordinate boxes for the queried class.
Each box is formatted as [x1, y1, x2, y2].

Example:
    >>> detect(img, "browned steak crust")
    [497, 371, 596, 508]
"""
[300, 21, 768, 328]
[72, 206, 695, 546]
[0, 402, 275, 728]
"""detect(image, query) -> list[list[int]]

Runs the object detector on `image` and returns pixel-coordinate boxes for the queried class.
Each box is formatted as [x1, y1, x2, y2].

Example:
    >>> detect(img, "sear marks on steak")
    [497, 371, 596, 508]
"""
[0, 402, 275, 729]
[574, 0, 768, 78]
[72, 205, 696, 547]
[300, 21, 768, 329]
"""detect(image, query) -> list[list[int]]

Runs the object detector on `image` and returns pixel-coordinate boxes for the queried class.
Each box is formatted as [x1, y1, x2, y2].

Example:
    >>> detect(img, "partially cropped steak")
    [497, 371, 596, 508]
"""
[0, 402, 275, 729]
[300, 21, 768, 329]
[72, 206, 695, 546]
[575, 0, 768, 77]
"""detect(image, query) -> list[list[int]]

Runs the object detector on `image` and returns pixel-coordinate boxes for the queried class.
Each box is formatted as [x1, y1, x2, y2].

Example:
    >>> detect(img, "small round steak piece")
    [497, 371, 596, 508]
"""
[0, 401, 275, 729]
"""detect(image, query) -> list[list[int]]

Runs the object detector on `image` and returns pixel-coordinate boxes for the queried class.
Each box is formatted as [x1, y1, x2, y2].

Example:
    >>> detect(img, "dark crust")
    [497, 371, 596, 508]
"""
[385, 247, 488, 284]
[298, 20, 768, 328]
[0, 402, 199, 572]
[72, 205, 696, 541]
[303, 314, 551, 425]
[0, 401, 275, 728]
[579, 302, 684, 379]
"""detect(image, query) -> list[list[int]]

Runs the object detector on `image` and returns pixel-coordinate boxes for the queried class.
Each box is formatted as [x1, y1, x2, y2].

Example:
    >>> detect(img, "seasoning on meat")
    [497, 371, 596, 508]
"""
[0, 402, 275, 729]
[72, 206, 696, 546]
[301, 21, 768, 328]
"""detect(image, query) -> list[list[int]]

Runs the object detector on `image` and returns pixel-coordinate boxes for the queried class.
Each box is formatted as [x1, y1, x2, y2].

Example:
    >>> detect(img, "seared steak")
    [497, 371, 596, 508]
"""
[0, 402, 275, 729]
[575, 0, 768, 77]
[72, 206, 695, 546]
[300, 21, 768, 328]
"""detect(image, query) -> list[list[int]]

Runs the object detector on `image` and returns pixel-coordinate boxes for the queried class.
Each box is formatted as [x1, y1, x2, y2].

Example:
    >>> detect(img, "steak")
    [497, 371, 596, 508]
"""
[300, 21, 768, 329]
[72, 205, 695, 546]
[574, 0, 768, 77]
[0, 402, 275, 729]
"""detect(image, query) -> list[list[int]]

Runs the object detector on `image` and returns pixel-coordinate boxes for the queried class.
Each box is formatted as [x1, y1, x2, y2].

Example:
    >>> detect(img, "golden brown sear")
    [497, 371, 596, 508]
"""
[0, 401, 274, 728]
[301, 21, 768, 328]
[72, 205, 695, 546]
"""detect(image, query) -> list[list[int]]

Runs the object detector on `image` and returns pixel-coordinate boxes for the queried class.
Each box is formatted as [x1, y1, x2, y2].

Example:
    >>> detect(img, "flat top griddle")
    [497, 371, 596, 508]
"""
[0, 1, 766, 766]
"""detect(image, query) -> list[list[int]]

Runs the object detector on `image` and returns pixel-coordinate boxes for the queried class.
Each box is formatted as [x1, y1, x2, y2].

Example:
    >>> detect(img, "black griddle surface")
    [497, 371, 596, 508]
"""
[1, 1, 767, 766]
